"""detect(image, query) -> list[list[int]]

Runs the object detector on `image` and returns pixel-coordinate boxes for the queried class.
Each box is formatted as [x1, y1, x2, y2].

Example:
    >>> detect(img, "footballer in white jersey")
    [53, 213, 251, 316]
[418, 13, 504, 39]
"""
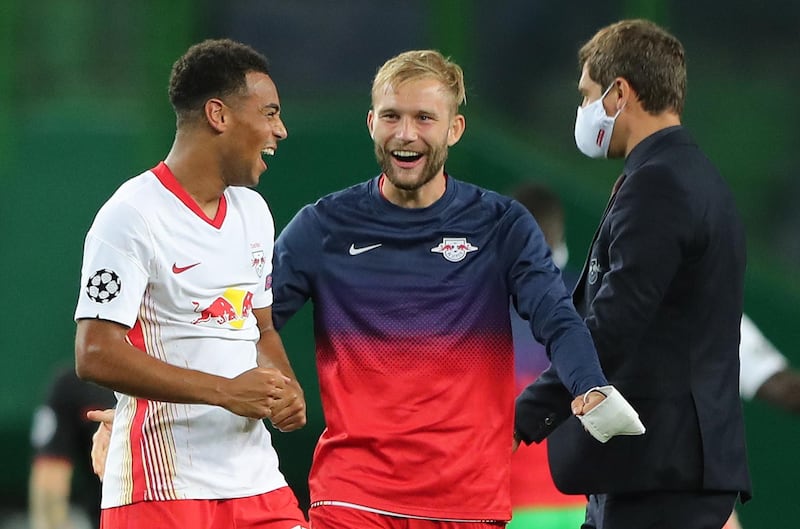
[75, 162, 287, 508]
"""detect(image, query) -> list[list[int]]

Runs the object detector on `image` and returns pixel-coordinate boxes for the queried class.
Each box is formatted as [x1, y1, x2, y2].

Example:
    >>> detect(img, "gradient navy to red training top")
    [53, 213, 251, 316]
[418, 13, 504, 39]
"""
[271, 174, 606, 521]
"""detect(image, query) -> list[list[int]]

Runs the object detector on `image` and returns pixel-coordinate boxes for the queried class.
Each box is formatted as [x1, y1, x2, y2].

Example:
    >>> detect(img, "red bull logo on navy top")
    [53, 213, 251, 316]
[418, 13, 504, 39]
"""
[430, 237, 479, 263]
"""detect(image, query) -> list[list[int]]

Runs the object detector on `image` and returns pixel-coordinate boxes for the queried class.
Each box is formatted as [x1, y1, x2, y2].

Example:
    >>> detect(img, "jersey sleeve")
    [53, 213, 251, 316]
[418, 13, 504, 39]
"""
[272, 204, 320, 331]
[739, 313, 788, 399]
[504, 202, 607, 396]
[74, 200, 151, 328]
[248, 190, 276, 310]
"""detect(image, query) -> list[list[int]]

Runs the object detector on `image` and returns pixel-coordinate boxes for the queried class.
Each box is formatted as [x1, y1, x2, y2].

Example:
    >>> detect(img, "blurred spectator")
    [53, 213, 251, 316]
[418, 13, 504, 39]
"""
[724, 314, 800, 529]
[507, 182, 585, 529]
[738, 313, 800, 413]
[29, 367, 115, 529]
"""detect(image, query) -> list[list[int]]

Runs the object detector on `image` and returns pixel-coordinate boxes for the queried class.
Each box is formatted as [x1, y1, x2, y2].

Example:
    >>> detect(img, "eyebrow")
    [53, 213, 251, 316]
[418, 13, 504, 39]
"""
[378, 107, 439, 118]
[260, 103, 281, 113]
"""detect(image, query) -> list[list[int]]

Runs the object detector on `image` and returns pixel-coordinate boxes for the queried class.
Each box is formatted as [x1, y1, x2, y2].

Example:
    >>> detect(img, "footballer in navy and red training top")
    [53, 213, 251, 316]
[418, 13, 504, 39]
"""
[269, 49, 613, 528]
[271, 176, 608, 523]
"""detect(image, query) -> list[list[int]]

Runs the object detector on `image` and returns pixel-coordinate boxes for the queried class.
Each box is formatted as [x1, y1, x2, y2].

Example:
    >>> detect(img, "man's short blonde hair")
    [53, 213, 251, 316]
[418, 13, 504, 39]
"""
[371, 50, 466, 114]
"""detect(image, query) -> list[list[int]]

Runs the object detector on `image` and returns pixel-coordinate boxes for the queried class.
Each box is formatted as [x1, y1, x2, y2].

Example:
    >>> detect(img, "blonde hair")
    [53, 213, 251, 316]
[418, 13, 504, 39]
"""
[371, 50, 466, 114]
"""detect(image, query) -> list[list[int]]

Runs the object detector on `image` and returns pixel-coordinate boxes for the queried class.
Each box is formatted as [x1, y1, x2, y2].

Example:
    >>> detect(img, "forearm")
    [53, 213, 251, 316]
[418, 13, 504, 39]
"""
[755, 369, 800, 414]
[257, 329, 296, 379]
[29, 459, 71, 529]
[255, 307, 298, 380]
[253, 306, 306, 430]
[75, 318, 228, 407]
[29, 490, 68, 529]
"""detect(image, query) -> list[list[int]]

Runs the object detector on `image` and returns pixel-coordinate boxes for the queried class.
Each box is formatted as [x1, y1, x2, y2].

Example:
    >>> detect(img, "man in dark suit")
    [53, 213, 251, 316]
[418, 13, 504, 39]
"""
[514, 19, 751, 529]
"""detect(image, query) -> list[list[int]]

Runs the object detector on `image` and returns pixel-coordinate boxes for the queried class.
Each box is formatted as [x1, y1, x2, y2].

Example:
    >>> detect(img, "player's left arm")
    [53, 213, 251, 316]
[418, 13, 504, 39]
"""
[255, 306, 306, 432]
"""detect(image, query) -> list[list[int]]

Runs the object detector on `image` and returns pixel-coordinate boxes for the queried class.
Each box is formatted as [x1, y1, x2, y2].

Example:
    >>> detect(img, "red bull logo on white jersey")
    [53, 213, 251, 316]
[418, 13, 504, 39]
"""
[430, 237, 479, 263]
[251, 250, 266, 277]
[191, 288, 254, 329]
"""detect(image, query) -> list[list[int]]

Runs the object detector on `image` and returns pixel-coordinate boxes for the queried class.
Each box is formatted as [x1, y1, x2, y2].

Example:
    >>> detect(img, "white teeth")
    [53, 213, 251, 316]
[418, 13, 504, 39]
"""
[392, 150, 421, 157]
[261, 148, 275, 156]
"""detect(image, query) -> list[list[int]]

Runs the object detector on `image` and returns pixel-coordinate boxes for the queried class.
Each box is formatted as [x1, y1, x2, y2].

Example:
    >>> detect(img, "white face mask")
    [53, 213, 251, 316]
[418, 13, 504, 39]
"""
[551, 243, 569, 270]
[574, 83, 623, 159]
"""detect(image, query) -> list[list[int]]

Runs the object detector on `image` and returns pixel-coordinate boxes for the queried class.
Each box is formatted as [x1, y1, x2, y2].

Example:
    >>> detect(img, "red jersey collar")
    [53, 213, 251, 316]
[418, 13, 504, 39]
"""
[151, 162, 227, 229]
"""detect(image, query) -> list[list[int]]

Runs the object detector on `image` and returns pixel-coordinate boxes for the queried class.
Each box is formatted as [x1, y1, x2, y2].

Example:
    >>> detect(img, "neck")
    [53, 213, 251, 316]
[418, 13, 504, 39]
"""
[624, 111, 681, 157]
[380, 172, 447, 209]
[164, 132, 226, 211]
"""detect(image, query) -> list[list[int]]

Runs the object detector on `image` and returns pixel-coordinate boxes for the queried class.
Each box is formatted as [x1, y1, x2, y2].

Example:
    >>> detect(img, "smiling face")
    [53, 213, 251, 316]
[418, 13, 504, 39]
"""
[367, 77, 465, 204]
[219, 71, 288, 187]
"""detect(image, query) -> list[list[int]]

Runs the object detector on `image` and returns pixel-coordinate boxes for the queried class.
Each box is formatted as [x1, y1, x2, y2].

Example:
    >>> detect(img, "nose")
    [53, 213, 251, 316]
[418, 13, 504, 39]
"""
[395, 117, 417, 141]
[274, 117, 288, 140]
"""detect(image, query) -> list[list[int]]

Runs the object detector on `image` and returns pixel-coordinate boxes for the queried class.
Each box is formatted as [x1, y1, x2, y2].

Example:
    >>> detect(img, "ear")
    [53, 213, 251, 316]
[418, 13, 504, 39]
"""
[366, 109, 375, 139]
[204, 98, 227, 133]
[613, 78, 634, 112]
[447, 114, 466, 147]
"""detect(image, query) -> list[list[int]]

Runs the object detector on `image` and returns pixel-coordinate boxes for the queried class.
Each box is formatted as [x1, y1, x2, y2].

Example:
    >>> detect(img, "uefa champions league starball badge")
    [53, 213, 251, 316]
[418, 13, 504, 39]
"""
[86, 269, 122, 303]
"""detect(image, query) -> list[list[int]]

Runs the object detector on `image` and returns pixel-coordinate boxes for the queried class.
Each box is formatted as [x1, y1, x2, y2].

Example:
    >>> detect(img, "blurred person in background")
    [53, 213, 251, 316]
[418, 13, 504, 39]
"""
[506, 182, 586, 529]
[29, 367, 115, 529]
[738, 314, 800, 414]
[724, 314, 800, 529]
[515, 19, 750, 529]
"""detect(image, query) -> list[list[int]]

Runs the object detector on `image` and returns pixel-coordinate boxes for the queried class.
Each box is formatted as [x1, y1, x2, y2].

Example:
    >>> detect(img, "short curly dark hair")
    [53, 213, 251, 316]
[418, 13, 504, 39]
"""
[168, 39, 270, 121]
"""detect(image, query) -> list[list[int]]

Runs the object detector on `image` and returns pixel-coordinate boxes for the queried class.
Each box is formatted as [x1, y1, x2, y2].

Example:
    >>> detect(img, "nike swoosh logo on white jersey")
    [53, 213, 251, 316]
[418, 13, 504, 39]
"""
[349, 243, 382, 255]
[172, 262, 201, 274]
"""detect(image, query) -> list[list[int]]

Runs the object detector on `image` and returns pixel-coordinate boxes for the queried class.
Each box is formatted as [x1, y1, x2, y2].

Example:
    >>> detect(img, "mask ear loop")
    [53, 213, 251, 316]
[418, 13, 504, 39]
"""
[606, 80, 627, 117]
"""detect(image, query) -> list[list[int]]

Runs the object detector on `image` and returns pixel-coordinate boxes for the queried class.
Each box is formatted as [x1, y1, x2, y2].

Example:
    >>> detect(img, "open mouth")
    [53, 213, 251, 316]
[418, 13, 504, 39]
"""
[261, 147, 275, 156]
[391, 150, 423, 163]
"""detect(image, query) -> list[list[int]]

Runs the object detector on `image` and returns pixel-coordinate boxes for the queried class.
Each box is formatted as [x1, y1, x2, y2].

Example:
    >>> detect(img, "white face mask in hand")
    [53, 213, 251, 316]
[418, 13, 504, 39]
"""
[577, 385, 645, 443]
[574, 83, 624, 159]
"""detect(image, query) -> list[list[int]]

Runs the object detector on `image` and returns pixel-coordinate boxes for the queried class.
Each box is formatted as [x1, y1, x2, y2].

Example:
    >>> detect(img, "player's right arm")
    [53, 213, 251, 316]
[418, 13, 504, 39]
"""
[75, 318, 286, 419]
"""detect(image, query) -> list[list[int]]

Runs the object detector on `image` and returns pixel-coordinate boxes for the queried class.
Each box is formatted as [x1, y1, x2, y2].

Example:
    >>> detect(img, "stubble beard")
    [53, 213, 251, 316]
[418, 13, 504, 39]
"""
[375, 141, 449, 192]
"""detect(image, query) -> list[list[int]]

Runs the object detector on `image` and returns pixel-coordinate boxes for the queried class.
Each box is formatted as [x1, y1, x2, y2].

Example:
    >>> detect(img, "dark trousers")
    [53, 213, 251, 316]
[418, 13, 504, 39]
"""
[581, 491, 736, 529]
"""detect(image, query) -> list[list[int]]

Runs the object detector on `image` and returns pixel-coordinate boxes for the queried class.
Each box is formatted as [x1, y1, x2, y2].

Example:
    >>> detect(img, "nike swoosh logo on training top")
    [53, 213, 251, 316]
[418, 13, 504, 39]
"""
[348, 243, 382, 256]
[172, 262, 201, 274]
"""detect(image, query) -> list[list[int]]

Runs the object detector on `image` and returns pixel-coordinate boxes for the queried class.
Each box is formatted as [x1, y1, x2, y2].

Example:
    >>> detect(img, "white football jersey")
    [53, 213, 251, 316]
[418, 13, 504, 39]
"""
[738, 313, 788, 400]
[75, 163, 285, 508]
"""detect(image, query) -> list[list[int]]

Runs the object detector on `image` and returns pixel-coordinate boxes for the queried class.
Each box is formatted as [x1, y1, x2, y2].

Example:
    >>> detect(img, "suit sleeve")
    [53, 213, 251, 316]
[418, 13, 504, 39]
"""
[586, 164, 692, 362]
[271, 205, 320, 331]
[515, 364, 574, 443]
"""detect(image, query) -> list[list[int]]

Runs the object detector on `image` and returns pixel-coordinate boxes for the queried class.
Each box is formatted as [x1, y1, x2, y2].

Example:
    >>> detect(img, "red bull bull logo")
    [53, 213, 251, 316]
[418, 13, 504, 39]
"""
[192, 288, 254, 329]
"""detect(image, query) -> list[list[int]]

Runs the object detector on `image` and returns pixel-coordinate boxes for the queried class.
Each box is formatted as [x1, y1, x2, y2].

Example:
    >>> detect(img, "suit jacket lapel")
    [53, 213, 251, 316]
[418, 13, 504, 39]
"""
[573, 173, 628, 308]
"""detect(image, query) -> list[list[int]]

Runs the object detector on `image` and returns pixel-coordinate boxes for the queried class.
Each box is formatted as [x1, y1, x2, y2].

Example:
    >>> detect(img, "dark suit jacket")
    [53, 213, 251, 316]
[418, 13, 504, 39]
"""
[515, 126, 751, 499]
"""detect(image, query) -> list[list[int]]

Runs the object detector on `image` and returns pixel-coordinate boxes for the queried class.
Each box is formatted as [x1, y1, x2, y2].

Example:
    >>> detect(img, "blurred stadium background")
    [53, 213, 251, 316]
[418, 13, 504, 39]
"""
[1, 1, 798, 527]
